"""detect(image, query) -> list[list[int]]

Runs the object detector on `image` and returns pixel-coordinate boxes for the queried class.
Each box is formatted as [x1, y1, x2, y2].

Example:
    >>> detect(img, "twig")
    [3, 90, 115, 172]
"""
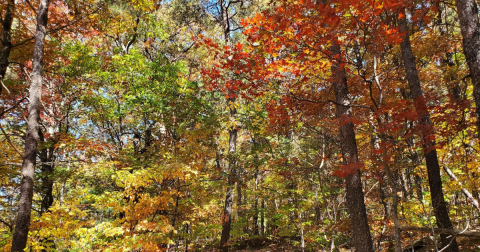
[0, 80, 11, 94]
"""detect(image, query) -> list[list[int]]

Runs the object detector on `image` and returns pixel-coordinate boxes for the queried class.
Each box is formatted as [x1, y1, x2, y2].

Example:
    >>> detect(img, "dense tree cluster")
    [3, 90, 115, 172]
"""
[1, 0, 480, 251]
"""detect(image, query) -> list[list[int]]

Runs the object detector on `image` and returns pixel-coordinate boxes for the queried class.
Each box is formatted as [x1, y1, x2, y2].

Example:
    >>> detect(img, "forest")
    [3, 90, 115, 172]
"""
[1, 0, 480, 251]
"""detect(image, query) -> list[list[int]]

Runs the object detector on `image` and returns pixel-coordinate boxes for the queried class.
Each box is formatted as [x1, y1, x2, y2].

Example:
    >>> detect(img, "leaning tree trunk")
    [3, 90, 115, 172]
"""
[0, 0, 15, 94]
[330, 41, 374, 252]
[455, 0, 480, 136]
[11, 0, 50, 251]
[398, 10, 459, 252]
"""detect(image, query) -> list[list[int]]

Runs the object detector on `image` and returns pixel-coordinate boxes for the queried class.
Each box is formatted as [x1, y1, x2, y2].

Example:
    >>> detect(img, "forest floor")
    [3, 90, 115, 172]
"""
[190, 235, 480, 252]
[189, 236, 304, 252]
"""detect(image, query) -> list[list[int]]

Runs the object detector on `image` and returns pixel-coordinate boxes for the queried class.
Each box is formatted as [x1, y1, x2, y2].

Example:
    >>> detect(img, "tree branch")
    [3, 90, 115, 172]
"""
[289, 92, 373, 111]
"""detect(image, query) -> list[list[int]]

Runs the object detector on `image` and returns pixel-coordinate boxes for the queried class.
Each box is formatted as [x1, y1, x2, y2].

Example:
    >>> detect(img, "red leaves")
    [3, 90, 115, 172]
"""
[199, 34, 272, 101]
[266, 98, 291, 130]
[333, 162, 364, 178]
[338, 114, 363, 127]
[278, 171, 293, 180]
[413, 95, 429, 117]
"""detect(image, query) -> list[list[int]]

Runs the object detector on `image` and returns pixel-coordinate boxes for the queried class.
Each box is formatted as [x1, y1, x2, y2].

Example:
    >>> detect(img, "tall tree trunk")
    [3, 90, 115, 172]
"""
[260, 199, 265, 235]
[455, 0, 480, 135]
[11, 0, 49, 251]
[330, 41, 374, 252]
[219, 0, 237, 250]
[220, 178, 235, 252]
[398, 10, 459, 252]
[0, 0, 15, 93]
[438, 37, 479, 210]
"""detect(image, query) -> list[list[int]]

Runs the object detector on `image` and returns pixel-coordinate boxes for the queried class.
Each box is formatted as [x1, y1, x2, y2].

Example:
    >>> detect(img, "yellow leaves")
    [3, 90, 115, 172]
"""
[0, 132, 23, 182]
[2, 243, 11, 252]
[27, 201, 91, 250]
[135, 219, 171, 234]
[97, 222, 125, 237]
[184, 166, 198, 180]
[414, 164, 427, 177]
[130, 0, 157, 12]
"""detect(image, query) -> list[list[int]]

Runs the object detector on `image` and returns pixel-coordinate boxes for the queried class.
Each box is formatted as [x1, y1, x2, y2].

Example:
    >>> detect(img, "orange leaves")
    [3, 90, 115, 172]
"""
[234, 42, 244, 51]
[266, 97, 292, 130]
[199, 37, 269, 100]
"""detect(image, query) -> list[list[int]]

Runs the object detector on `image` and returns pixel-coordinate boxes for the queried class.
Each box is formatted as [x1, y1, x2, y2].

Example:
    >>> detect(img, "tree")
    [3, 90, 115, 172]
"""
[11, 0, 50, 251]
[398, 7, 459, 252]
[455, 0, 480, 136]
[201, 1, 257, 250]
[330, 41, 374, 252]
[209, 0, 377, 249]
[2, 0, 480, 251]
[0, 0, 15, 94]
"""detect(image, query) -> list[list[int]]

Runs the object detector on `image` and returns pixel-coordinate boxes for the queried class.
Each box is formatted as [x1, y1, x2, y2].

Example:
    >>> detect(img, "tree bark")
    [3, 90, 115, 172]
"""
[330, 41, 374, 252]
[455, 0, 480, 135]
[398, 10, 459, 252]
[39, 137, 55, 215]
[11, 0, 50, 251]
[220, 181, 235, 251]
[0, 0, 15, 93]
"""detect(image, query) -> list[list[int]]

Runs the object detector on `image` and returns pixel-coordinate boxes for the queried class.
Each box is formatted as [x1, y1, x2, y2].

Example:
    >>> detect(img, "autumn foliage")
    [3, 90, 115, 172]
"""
[1, 0, 480, 251]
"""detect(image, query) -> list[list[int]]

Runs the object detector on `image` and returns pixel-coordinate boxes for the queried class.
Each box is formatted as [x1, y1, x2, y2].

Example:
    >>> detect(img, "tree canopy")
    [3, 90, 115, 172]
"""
[1, 0, 480, 251]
